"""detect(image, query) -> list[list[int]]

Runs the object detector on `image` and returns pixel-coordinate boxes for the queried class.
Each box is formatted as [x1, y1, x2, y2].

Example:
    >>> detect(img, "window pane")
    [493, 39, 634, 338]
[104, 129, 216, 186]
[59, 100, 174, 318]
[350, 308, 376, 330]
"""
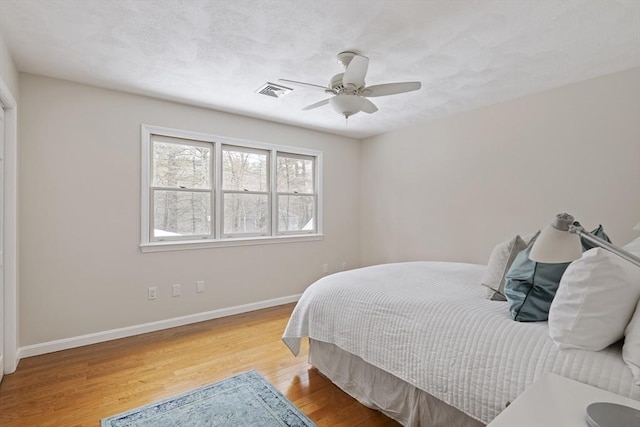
[153, 141, 211, 189]
[278, 195, 315, 232]
[153, 191, 211, 237]
[277, 155, 314, 193]
[222, 148, 268, 191]
[223, 193, 269, 235]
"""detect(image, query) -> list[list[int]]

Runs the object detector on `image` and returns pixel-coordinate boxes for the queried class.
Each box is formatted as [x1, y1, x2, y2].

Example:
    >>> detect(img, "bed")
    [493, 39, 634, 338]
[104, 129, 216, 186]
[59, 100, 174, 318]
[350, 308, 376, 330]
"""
[282, 261, 640, 426]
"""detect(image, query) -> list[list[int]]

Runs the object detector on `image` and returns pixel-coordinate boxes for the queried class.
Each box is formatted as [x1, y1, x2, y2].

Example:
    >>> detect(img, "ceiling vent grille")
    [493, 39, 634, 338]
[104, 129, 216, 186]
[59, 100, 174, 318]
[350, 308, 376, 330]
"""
[256, 82, 293, 98]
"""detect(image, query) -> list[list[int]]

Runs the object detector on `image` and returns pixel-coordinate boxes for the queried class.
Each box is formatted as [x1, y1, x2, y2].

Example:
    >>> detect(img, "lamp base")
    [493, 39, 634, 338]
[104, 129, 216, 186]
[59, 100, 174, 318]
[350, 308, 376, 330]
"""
[586, 402, 640, 427]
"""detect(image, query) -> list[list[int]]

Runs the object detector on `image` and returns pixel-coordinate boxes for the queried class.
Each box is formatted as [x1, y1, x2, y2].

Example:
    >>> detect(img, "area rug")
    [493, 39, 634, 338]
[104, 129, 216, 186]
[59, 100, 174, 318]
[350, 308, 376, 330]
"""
[101, 370, 316, 427]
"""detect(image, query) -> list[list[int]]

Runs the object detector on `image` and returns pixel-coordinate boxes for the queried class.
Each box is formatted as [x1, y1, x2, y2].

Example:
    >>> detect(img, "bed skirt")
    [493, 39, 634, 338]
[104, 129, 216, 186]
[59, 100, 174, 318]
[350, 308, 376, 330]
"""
[309, 339, 486, 427]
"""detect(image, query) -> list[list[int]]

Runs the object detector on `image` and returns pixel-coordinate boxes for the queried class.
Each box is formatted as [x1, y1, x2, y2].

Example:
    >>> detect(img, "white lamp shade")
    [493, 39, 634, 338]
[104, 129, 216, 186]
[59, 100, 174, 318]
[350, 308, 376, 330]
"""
[330, 94, 364, 117]
[530, 224, 582, 263]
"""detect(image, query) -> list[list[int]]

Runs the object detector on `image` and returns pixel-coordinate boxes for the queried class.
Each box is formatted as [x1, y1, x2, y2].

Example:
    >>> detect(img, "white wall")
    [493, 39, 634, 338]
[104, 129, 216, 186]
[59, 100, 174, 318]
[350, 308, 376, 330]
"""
[0, 32, 18, 100]
[361, 67, 640, 266]
[18, 73, 361, 347]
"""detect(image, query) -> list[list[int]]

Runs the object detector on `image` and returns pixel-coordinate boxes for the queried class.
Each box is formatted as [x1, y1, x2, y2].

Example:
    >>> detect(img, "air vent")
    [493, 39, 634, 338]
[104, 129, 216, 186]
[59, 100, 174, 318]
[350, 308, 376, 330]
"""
[256, 82, 293, 98]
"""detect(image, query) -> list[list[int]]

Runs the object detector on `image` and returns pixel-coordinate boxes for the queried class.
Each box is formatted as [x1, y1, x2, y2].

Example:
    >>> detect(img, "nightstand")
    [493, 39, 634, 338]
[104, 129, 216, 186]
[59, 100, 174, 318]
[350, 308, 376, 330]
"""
[487, 373, 640, 427]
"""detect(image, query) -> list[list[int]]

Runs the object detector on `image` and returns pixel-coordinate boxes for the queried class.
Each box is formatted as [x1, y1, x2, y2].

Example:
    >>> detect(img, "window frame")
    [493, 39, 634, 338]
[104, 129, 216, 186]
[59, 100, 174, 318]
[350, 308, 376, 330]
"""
[140, 124, 323, 252]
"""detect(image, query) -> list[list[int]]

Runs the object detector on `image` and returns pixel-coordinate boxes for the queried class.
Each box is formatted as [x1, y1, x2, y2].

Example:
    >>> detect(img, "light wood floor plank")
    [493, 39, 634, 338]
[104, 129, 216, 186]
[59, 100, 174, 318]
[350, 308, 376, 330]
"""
[0, 303, 400, 426]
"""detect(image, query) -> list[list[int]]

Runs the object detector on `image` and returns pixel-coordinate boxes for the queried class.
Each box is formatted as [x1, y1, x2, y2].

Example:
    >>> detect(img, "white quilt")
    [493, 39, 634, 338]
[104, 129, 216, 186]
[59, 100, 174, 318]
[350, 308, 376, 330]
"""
[282, 262, 640, 424]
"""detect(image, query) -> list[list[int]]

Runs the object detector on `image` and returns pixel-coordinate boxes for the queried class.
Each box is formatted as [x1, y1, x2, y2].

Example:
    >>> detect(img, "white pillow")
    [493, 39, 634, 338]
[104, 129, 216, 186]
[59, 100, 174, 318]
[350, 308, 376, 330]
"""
[482, 235, 527, 301]
[622, 236, 640, 384]
[481, 232, 539, 301]
[623, 236, 640, 257]
[623, 298, 640, 385]
[548, 248, 640, 351]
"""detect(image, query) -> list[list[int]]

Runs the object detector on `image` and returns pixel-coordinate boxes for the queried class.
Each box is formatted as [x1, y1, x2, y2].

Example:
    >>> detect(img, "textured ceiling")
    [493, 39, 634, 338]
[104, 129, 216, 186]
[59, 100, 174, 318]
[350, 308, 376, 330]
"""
[1, 0, 639, 139]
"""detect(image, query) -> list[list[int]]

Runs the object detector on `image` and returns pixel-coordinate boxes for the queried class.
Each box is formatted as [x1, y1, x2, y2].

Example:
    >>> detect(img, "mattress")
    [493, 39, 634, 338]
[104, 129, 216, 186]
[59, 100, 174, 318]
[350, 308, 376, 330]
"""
[282, 261, 640, 424]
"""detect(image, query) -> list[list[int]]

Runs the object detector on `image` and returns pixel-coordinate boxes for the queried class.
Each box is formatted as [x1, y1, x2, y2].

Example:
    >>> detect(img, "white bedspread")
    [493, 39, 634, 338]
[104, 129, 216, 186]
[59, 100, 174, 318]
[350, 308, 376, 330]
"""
[282, 262, 640, 424]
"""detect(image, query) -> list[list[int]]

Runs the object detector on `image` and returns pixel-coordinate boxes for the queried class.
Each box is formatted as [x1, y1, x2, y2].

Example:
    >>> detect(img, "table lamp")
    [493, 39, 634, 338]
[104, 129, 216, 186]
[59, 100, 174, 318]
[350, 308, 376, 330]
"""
[530, 213, 640, 267]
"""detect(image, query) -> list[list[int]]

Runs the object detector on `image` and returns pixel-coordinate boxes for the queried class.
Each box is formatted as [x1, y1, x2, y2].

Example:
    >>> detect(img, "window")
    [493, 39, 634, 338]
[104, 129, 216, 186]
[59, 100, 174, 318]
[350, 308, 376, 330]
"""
[277, 153, 316, 234]
[151, 135, 213, 240]
[141, 125, 322, 251]
[222, 146, 270, 237]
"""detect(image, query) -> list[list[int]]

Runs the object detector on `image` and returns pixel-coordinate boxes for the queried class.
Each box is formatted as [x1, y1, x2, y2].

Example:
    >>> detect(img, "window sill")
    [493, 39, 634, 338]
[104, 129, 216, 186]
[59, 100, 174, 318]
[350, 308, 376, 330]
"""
[140, 234, 324, 253]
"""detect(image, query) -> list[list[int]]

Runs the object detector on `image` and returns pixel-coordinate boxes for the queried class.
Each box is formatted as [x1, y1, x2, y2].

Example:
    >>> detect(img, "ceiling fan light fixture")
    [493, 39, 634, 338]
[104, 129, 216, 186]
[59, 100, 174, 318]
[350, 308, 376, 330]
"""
[281, 51, 421, 119]
[330, 94, 364, 118]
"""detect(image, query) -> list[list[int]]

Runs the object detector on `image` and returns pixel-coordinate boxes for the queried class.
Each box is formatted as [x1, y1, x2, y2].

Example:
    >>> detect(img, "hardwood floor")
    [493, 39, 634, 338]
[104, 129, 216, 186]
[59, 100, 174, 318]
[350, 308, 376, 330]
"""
[0, 303, 400, 426]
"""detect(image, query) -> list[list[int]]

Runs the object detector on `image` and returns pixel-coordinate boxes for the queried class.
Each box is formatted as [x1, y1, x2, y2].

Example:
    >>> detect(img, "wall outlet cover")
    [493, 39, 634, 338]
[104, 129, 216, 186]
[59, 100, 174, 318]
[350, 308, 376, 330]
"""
[172, 284, 181, 297]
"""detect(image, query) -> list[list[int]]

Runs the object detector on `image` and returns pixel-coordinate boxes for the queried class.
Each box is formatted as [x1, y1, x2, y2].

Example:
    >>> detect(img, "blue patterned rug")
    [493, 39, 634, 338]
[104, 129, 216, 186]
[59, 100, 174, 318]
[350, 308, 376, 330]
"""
[101, 370, 316, 427]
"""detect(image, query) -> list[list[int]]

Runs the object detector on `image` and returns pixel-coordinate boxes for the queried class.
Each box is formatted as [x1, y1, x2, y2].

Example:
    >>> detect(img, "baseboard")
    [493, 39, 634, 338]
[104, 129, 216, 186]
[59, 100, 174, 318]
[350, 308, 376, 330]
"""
[18, 294, 301, 359]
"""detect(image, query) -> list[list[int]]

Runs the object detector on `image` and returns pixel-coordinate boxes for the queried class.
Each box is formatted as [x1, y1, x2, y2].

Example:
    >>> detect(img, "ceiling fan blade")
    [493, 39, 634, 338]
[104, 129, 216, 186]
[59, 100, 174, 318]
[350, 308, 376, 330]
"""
[342, 55, 369, 89]
[278, 79, 328, 92]
[360, 98, 378, 114]
[302, 98, 331, 111]
[361, 82, 421, 97]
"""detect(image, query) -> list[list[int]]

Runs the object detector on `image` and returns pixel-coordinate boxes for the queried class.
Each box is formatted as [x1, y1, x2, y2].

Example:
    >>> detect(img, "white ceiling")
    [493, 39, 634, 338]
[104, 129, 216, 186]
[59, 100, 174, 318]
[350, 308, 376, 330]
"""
[1, 0, 639, 139]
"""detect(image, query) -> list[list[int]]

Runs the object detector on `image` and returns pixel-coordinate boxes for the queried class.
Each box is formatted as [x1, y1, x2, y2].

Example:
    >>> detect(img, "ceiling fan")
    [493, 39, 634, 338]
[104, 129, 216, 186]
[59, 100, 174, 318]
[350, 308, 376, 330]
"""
[280, 51, 421, 119]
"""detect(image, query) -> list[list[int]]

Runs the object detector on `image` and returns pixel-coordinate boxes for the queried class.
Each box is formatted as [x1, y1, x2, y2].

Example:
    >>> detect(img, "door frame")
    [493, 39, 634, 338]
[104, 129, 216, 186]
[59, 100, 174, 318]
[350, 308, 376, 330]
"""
[0, 77, 18, 374]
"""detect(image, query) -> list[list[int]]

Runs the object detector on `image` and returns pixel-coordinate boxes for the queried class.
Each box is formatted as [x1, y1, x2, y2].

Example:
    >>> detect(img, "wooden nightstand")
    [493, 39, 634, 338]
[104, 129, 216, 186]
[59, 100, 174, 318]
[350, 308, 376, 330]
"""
[487, 373, 640, 427]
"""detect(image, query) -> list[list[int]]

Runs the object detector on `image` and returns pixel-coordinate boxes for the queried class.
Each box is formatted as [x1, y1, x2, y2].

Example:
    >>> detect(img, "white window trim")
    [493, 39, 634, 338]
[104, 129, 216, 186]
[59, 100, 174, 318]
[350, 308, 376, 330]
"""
[140, 124, 323, 252]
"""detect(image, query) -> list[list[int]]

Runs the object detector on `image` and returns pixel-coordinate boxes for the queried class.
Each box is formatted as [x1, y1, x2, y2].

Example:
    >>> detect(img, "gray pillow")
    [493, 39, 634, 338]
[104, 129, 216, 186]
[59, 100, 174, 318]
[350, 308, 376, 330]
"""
[505, 246, 571, 321]
[582, 224, 611, 250]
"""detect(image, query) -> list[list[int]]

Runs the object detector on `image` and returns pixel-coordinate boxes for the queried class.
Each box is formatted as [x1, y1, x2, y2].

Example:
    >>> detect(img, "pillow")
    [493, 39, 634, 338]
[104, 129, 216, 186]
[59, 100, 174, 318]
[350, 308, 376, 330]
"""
[622, 300, 640, 385]
[623, 236, 640, 257]
[482, 236, 528, 301]
[622, 236, 640, 383]
[548, 248, 640, 350]
[504, 246, 571, 321]
[623, 298, 640, 385]
[581, 225, 611, 251]
[481, 232, 540, 301]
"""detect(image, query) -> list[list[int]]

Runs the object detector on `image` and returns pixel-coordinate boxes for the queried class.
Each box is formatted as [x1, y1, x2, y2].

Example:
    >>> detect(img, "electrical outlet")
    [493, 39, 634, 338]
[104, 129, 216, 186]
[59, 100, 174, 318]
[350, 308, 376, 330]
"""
[322, 263, 329, 274]
[196, 280, 205, 293]
[172, 284, 181, 297]
[342, 261, 347, 270]
[148, 287, 157, 300]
